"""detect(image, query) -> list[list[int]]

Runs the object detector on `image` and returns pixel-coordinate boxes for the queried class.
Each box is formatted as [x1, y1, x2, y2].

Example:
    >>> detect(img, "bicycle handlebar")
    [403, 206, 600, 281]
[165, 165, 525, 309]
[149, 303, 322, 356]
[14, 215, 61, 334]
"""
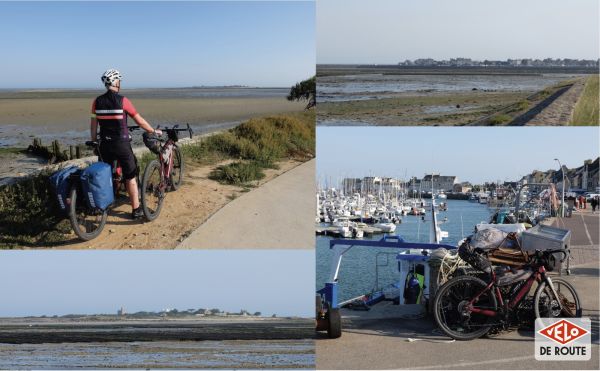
[155, 123, 194, 140]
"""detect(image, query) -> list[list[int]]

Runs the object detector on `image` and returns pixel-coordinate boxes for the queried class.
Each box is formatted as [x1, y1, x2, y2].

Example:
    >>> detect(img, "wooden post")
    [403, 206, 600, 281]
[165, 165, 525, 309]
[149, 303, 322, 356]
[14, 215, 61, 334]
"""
[76, 145, 81, 159]
[69, 146, 75, 160]
[52, 140, 60, 157]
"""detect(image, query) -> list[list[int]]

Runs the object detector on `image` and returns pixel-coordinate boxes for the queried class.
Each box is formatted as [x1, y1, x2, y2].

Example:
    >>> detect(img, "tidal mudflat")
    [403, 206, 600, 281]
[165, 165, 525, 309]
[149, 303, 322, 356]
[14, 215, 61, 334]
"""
[317, 65, 594, 126]
[0, 317, 315, 369]
[0, 87, 304, 148]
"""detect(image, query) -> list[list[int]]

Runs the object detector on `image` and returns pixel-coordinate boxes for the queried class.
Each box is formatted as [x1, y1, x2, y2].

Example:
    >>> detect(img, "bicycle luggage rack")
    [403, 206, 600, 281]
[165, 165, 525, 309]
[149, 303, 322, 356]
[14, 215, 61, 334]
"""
[317, 235, 456, 310]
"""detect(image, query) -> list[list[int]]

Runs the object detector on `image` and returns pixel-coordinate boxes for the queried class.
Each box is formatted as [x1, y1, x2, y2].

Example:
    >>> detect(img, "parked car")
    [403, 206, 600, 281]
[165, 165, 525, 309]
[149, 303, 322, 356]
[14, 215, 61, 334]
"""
[584, 192, 600, 201]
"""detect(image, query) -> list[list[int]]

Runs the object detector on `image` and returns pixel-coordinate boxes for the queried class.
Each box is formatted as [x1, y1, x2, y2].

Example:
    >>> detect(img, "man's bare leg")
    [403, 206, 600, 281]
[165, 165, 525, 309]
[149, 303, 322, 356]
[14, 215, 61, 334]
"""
[126, 178, 140, 210]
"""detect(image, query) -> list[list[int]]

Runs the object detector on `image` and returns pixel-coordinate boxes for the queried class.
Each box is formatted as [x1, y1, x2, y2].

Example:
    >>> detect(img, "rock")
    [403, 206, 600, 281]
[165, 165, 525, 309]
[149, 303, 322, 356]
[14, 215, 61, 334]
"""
[109, 229, 115, 233]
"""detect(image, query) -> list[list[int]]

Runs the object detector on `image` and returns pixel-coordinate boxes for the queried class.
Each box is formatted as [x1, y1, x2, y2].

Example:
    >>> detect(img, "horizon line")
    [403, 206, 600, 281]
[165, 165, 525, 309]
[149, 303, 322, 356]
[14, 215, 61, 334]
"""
[0, 85, 291, 91]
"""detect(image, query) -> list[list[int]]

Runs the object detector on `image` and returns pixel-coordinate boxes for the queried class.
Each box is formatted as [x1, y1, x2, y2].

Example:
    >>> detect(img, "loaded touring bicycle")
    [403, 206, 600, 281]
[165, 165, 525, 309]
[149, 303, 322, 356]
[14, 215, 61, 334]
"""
[49, 124, 192, 241]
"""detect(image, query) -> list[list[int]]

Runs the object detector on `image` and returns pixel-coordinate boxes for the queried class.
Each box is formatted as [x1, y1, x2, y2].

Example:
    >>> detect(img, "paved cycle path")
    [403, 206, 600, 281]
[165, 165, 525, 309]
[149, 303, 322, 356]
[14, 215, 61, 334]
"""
[177, 159, 315, 249]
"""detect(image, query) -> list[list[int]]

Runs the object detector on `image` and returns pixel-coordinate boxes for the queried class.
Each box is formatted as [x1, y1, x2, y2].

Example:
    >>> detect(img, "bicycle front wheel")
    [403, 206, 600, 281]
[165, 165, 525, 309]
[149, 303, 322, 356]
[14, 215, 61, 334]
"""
[169, 146, 184, 191]
[534, 278, 582, 319]
[141, 159, 165, 221]
[433, 275, 498, 341]
[68, 185, 107, 241]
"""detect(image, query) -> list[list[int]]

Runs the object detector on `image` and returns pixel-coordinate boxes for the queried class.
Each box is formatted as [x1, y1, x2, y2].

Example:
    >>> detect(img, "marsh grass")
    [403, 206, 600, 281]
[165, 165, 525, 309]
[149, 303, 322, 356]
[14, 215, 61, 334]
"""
[571, 75, 599, 126]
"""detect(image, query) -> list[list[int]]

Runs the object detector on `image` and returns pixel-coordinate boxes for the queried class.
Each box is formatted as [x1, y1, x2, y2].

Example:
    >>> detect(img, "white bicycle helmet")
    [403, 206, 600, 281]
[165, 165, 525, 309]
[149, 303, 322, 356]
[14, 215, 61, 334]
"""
[101, 68, 122, 87]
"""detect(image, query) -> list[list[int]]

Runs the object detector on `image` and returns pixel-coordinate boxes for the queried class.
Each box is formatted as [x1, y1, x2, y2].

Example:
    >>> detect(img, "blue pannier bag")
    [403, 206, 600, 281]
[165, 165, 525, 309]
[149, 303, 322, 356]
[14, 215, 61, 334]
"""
[49, 166, 80, 212]
[80, 162, 114, 210]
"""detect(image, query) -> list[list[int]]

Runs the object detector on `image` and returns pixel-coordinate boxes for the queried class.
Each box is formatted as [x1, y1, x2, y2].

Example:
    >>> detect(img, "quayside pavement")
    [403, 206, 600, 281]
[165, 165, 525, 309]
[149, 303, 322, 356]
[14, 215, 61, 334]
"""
[317, 211, 600, 370]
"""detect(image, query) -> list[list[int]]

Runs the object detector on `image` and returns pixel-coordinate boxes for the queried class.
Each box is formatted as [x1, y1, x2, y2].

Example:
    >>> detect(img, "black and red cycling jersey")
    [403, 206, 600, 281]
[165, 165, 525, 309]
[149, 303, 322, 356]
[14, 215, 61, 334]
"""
[91, 90, 138, 141]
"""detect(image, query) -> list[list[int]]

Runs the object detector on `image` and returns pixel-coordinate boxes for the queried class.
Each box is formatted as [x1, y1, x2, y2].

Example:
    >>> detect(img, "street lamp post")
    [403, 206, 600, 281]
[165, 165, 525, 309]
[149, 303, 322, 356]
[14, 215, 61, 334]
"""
[554, 158, 565, 218]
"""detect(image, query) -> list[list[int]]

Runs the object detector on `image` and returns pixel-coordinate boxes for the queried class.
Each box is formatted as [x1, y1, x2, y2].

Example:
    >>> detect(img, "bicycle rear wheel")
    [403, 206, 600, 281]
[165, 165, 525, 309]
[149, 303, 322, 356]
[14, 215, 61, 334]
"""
[534, 278, 582, 319]
[434, 275, 498, 340]
[169, 146, 184, 191]
[141, 159, 165, 221]
[68, 185, 108, 241]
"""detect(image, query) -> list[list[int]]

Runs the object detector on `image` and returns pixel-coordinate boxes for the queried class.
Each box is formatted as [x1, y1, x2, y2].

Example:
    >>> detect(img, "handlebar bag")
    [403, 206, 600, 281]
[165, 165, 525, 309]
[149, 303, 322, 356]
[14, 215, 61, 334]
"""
[142, 132, 161, 154]
[80, 162, 114, 210]
[167, 129, 179, 142]
[49, 165, 80, 213]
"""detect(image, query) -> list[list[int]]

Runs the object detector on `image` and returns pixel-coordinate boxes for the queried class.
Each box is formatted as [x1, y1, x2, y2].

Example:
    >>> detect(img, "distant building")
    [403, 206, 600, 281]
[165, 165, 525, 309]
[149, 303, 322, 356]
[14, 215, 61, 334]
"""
[520, 157, 599, 192]
[117, 307, 126, 316]
[453, 182, 472, 193]
[420, 174, 459, 193]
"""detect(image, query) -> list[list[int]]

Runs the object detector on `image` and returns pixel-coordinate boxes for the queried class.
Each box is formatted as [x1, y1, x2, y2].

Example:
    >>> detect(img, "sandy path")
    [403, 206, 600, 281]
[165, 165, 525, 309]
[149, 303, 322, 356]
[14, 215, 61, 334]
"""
[39, 160, 306, 250]
[177, 159, 315, 249]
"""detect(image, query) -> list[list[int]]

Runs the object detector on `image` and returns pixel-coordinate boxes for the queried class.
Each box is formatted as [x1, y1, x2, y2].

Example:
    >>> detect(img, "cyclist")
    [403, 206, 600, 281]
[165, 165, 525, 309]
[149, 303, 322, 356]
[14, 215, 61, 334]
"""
[90, 69, 162, 219]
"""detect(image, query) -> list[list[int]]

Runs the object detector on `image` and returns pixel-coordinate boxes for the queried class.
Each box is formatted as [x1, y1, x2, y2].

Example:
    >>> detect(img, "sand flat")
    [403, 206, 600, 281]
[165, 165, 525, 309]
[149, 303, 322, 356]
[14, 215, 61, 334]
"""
[0, 97, 304, 133]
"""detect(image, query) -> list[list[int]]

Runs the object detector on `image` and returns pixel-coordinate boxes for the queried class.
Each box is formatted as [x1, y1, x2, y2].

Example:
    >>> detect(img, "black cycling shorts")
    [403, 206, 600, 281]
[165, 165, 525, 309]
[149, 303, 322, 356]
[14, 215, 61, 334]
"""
[99, 140, 138, 180]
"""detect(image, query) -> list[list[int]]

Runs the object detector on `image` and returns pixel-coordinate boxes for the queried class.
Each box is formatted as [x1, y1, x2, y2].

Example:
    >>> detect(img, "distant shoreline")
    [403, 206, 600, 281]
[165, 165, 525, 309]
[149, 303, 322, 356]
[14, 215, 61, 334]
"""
[0, 316, 313, 344]
[0, 86, 290, 92]
[317, 64, 599, 77]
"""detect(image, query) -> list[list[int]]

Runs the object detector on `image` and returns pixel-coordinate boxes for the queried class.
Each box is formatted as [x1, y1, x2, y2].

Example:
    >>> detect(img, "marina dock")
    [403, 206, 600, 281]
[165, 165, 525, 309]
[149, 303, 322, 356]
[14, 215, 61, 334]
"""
[316, 225, 384, 237]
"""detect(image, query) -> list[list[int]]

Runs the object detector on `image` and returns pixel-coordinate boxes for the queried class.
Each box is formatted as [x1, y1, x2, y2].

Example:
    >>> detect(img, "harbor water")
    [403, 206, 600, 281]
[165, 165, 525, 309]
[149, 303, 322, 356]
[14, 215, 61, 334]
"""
[316, 199, 493, 302]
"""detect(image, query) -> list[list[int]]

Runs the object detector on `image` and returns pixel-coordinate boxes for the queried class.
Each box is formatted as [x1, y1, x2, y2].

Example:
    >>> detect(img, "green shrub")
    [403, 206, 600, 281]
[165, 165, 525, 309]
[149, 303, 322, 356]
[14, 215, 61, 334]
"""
[488, 114, 512, 125]
[0, 172, 70, 247]
[209, 161, 265, 185]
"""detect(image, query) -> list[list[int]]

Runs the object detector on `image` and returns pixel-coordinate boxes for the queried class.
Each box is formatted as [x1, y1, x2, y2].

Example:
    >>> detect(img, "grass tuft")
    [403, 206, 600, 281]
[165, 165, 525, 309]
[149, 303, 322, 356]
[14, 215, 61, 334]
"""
[488, 114, 512, 125]
[209, 162, 266, 185]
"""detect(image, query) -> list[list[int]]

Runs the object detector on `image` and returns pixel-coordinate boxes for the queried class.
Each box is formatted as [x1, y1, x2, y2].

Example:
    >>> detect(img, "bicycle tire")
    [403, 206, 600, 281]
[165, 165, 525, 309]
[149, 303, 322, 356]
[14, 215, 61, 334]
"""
[68, 185, 107, 241]
[433, 275, 498, 341]
[169, 146, 184, 191]
[534, 278, 582, 319]
[141, 159, 164, 221]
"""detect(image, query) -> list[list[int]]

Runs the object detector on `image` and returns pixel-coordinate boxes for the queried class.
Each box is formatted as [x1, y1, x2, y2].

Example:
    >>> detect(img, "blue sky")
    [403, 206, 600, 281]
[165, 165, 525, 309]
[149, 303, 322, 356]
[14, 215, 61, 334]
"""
[317, 127, 600, 184]
[317, 0, 599, 63]
[0, 250, 314, 317]
[0, 1, 315, 88]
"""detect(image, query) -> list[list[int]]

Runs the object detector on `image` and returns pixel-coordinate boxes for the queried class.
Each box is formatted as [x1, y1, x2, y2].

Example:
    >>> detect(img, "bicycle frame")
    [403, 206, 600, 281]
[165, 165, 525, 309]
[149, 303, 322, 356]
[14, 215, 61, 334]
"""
[468, 265, 557, 318]
[158, 140, 176, 181]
